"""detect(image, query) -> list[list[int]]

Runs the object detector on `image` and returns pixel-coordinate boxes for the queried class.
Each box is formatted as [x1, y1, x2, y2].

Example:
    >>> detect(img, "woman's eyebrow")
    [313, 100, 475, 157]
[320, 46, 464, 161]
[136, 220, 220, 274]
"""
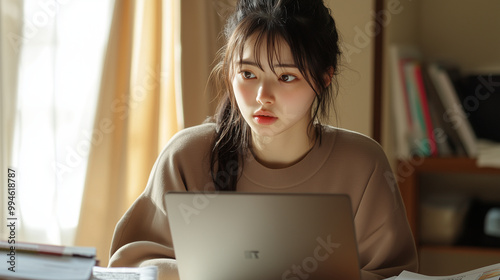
[240, 60, 259, 67]
[274, 63, 298, 68]
[240, 60, 298, 68]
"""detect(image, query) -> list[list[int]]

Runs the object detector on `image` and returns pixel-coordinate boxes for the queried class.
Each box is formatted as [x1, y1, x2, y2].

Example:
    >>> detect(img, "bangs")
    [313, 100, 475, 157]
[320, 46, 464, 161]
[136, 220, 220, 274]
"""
[226, 15, 312, 85]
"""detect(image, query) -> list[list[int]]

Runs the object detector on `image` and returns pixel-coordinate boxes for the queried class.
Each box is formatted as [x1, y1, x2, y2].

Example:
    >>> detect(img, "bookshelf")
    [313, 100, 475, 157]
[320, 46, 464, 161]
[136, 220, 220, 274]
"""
[398, 157, 500, 241]
[378, 0, 500, 275]
[397, 157, 500, 275]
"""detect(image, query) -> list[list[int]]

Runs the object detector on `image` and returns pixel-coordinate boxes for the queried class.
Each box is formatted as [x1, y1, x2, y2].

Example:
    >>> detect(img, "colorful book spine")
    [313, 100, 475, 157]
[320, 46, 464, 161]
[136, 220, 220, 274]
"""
[413, 63, 438, 156]
[403, 59, 430, 156]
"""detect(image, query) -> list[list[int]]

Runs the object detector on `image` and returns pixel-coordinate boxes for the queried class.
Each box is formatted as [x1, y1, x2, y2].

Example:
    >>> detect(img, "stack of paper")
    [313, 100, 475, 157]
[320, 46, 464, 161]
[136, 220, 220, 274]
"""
[477, 139, 500, 168]
[92, 266, 158, 280]
[385, 262, 500, 280]
[0, 241, 96, 280]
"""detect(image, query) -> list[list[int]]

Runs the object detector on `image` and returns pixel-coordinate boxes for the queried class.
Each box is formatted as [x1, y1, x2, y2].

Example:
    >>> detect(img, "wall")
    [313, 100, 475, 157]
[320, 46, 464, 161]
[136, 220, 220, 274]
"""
[420, 0, 500, 74]
[326, 0, 375, 137]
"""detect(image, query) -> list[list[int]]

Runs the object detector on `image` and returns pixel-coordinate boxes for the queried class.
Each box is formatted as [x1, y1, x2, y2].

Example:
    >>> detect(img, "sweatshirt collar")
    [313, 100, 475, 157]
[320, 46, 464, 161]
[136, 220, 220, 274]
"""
[241, 126, 337, 189]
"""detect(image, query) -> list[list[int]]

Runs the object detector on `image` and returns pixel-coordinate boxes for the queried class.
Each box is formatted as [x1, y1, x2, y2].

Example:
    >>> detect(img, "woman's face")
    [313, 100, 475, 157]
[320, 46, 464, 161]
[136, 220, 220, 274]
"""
[231, 35, 317, 142]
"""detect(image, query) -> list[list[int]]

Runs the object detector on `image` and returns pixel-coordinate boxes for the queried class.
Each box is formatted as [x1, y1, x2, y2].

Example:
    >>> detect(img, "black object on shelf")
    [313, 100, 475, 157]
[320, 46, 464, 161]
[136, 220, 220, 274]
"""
[457, 75, 500, 142]
[458, 199, 500, 248]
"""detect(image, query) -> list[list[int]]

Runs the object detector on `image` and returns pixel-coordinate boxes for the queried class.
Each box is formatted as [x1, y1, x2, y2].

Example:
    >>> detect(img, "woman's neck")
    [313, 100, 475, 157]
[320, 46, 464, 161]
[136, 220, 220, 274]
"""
[250, 127, 316, 169]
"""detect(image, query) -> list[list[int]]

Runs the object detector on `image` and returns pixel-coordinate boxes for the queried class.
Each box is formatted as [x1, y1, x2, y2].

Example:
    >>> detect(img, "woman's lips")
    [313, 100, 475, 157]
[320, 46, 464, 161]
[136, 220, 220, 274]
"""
[253, 115, 278, 125]
[253, 110, 278, 125]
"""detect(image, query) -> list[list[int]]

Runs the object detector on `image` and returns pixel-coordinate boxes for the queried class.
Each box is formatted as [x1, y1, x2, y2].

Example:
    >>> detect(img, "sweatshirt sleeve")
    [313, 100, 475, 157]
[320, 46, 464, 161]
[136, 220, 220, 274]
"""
[108, 124, 215, 279]
[108, 194, 180, 279]
[354, 143, 419, 279]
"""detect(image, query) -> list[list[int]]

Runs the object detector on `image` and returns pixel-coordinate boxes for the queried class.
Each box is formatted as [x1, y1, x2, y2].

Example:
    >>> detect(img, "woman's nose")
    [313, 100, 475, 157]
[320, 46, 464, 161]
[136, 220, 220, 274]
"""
[256, 81, 274, 105]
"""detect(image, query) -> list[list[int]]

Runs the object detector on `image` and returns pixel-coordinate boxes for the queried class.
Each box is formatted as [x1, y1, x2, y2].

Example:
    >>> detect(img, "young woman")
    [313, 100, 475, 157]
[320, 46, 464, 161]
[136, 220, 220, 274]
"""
[109, 0, 418, 279]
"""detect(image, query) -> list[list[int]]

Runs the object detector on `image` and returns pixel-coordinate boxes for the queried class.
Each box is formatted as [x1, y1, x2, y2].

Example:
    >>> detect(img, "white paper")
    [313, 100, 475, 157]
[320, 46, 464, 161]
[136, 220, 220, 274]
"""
[477, 139, 500, 168]
[91, 266, 158, 280]
[394, 263, 500, 280]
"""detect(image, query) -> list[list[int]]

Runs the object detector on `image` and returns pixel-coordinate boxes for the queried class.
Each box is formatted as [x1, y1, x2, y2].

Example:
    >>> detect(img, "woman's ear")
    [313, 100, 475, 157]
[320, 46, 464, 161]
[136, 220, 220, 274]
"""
[323, 66, 335, 87]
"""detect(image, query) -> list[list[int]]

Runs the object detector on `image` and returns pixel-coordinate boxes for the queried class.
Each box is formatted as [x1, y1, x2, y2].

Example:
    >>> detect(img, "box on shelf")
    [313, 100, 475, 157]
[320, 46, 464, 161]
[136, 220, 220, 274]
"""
[420, 193, 470, 245]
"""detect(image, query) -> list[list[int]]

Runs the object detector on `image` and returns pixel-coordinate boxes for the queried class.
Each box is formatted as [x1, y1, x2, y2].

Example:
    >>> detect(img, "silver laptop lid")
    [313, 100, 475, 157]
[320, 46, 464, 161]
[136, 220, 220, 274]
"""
[166, 192, 361, 280]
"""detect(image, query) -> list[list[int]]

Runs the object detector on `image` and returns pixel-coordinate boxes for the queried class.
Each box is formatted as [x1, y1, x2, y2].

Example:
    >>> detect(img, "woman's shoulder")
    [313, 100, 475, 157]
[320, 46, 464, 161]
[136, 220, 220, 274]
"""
[322, 125, 387, 161]
[159, 122, 216, 158]
[169, 122, 216, 146]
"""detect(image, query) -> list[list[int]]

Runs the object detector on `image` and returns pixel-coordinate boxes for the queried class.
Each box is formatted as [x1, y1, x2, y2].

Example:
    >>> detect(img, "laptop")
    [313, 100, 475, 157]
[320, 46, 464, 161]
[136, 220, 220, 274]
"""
[166, 192, 361, 280]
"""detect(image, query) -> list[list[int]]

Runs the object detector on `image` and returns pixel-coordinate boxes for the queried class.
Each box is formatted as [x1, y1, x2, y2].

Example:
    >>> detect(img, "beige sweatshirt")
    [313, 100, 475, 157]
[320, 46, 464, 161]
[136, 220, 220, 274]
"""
[109, 123, 418, 279]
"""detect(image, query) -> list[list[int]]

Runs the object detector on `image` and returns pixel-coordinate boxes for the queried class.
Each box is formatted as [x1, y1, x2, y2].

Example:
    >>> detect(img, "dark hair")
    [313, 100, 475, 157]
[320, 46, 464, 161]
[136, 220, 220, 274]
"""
[209, 0, 341, 191]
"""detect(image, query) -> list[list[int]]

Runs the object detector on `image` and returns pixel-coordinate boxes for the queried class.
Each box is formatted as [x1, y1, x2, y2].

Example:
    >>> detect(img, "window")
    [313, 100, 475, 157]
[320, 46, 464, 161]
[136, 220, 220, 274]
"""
[5, 0, 114, 245]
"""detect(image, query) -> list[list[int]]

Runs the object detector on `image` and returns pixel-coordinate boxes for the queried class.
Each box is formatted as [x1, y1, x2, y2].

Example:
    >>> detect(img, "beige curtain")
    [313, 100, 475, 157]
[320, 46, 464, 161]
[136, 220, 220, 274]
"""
[75, 0, 225, 266]
[179, 0, 226, 126]
[0, 0, 22, 237]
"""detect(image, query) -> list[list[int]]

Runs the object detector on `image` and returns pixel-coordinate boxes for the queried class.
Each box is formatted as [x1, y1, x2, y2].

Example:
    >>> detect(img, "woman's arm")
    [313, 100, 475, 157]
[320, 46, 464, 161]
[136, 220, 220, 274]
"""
[354, 149, 419, 279]
[108, 194, 180, 278]
[108, 124, 215, 279]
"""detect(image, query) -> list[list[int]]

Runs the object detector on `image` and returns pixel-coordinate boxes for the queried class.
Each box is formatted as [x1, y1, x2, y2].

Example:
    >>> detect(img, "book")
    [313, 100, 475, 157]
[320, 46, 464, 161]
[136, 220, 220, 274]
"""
[427, 63, 478, 157]
[390, 44, 442, 158]
[384, 262, 500, 280]
[388, 45, 482, 158]
[413, 63, 438, 156]
[0, 240, 96, 280]
[389, 45, 421, 159]
[400, 58, 430, 157]
[421, 65, 463, 156]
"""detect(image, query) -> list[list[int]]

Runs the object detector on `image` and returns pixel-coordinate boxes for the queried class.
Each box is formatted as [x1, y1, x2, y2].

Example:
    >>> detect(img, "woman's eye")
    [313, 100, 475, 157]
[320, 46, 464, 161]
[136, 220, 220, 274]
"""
[280, 74, 297, 82]
[242, 71, 256, 79]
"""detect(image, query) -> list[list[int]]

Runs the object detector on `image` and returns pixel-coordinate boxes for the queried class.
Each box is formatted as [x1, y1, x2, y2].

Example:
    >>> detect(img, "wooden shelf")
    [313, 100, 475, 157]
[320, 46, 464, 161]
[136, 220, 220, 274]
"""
[420, 245, 500, 256]
[399, 157, 500, 175]
[418, 244, 500, 276]
[397, 157, 500, 246]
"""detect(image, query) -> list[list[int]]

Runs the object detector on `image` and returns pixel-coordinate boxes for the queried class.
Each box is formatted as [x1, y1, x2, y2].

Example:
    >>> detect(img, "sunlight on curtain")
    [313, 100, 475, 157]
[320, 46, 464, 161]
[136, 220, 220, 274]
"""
[12, 0, 113, 246]
[0, 0, 23, 242]
[75, 0, 186, 265]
